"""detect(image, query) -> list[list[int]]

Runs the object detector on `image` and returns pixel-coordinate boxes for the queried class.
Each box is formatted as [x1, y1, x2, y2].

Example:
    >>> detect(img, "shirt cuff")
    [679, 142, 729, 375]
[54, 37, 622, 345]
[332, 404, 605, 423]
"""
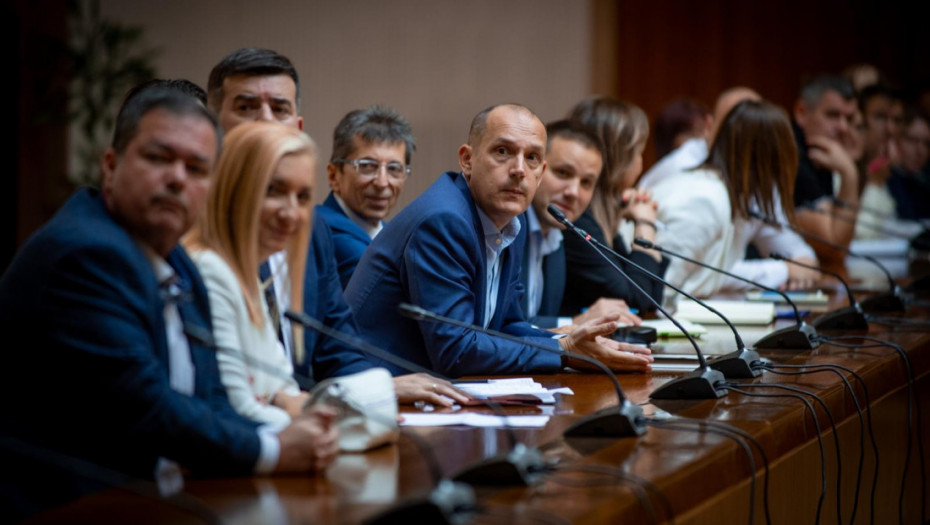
[556, 317, 573, 328]
[254, 424, 284, 474]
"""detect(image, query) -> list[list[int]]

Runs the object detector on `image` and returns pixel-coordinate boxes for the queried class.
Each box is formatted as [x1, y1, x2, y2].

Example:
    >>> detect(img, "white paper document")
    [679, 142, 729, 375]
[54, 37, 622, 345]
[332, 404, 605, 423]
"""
[400, 413, 551, 428]
[454, 377, 573, 404]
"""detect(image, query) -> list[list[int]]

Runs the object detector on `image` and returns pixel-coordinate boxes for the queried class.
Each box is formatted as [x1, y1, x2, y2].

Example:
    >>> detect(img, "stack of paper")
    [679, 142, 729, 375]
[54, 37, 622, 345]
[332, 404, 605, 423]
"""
[454, 377, 573, 405]
[400, 413, 550, 427]
[745, 290, 828, 306]
[641, 318, 707, 338]
[674, 299, 775, 325]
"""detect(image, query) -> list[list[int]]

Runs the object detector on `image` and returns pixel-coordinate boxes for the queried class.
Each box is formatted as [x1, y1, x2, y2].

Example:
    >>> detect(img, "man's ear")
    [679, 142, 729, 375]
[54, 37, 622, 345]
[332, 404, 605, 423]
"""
[458, 144, 473, 180]
[327, 163, 340, 193]
[794, 100, 807, 127]
[101, 148, 118, 195]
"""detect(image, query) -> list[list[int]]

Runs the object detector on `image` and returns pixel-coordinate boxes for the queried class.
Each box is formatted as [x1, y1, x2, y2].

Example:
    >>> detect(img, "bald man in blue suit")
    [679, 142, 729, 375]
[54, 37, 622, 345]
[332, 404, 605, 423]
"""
[346, 104, 653, 378]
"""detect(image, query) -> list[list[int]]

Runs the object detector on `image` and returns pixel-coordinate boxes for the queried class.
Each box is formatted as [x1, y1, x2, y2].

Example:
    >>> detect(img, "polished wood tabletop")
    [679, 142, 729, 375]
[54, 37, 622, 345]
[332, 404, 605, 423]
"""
[27, 280, 930, 524]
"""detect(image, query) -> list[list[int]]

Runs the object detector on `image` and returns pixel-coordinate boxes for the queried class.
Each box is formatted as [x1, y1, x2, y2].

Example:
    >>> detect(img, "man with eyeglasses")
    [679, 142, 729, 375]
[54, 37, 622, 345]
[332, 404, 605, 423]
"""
[317, 106, 416, 288]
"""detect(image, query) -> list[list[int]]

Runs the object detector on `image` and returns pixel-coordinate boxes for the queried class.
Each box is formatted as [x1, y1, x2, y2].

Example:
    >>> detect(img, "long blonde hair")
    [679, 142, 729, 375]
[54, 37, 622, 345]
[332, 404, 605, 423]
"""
[186, 122, 316, 359]
[568, 97, 649, 240]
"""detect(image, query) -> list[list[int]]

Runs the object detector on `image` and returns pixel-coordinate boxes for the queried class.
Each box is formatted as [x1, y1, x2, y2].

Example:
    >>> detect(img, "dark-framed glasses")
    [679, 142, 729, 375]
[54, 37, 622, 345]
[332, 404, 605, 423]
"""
[334, 158, 410, 181]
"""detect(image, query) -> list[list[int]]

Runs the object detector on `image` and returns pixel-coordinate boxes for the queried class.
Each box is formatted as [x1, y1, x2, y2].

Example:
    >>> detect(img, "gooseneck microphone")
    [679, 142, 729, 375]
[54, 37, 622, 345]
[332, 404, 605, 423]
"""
[769, 253, 869, 331]
[546, 205, 731, 398]
[283, 310, 547, 488]
[396, 303, 647, 438]
[631, 237, 819, 350]
[749, 210, 906, 313]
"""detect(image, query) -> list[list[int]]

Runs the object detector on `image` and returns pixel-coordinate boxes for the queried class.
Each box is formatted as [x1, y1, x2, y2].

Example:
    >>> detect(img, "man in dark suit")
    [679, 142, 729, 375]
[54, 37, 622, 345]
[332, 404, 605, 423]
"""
[522, 120, 642, 329]
[317, 106, 416, 289]
[0, 88, 337, 519]
[345, 104, 653, 377]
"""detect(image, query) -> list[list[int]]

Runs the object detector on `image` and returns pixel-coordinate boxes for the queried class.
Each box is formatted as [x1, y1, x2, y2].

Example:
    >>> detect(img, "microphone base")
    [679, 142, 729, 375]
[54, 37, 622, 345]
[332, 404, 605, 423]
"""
[563, 401, 647, 438]
[451, 444, 546, 486]
[754, 322, 820, 350]
[650, 368, 727, 400]
[709, 348, 762, 378]
[364, 480, 475, 525]
[860, 290, 907, 312]
[812, 305, 869, 331]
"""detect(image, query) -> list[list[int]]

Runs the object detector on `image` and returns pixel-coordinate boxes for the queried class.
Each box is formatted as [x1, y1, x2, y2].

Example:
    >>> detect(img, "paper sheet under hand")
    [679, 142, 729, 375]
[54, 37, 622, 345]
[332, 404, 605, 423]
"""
[400, 413, 551, 428]
[454, 377, 573, 405]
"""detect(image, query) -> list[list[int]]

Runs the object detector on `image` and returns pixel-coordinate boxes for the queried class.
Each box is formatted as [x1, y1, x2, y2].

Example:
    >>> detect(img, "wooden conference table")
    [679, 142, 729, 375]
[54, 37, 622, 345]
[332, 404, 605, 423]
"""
[28, 281, 930, 524]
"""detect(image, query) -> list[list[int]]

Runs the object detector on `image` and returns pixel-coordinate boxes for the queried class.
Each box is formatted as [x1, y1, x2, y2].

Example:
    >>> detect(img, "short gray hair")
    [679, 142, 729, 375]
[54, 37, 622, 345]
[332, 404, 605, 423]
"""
[330, 105, 415, 164]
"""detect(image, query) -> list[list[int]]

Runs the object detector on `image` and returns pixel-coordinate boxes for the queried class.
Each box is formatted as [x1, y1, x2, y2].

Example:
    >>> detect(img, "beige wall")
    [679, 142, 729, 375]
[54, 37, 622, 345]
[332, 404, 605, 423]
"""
[100, 0, 591, 214]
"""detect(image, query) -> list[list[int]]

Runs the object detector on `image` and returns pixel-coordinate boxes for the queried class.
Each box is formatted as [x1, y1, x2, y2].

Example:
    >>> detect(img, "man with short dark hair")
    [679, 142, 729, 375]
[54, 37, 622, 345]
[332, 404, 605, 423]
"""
[207, 47, 303, 131]
[0, 87, 337, 519]
[521, 120, 642, 329]
[317, 106, 416, 288]
[345, 104, 653, 377]
[792, 75, 860, 270]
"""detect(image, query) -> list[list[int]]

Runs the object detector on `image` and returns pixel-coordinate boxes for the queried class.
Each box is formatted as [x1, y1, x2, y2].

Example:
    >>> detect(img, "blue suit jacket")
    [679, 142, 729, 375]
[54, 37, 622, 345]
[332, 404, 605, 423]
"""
[518, 218, 566, 328]
[314, 193, 373, 289]
[301, 210, 374, 382]
[344, 171, 562, 377]
[0, 189, 262, 515]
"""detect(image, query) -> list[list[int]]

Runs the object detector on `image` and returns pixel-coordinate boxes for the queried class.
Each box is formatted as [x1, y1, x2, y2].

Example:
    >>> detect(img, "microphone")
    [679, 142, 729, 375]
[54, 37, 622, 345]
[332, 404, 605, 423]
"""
[283, 310, 548, 487]
[396, 303, 648, 438]
[749, 210, 906, 313]
[769, 253, 869, 331]
[546, 205, 731, 398]
[632, 237, 819, 351]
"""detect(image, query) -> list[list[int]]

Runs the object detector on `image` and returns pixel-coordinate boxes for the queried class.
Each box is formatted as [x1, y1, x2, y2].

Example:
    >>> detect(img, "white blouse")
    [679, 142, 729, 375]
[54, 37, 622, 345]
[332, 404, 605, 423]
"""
[191, 249, 300, 426]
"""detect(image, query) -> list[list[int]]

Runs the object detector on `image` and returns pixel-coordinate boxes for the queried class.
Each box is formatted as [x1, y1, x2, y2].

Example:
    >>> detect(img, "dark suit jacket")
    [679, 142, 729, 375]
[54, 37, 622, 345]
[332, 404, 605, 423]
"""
[314, 193, 373, 289]
[561, 208, 669, 314]
[0, 189, 262, 516]
[344, 171, 562, 377]
[301, 211, 375, 382]
[518, 214, 566, 328]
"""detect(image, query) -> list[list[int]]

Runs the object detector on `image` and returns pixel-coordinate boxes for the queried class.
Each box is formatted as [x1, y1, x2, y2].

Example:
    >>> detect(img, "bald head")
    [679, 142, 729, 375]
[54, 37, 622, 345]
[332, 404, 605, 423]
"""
[711, 87, 761, 139]
[467, 103, 542, 148]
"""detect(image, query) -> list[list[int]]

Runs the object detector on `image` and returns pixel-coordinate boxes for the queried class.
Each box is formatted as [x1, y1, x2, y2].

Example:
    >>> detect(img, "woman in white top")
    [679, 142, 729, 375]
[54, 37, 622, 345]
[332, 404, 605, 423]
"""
[186, 122, 467, 426]
[648, 99, 820, 301]
[185, 122, 316, 425]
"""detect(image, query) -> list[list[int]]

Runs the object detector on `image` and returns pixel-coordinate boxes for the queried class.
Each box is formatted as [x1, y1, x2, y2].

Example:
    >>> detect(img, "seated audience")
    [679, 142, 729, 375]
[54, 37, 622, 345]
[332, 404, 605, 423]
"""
[888, 108, 930, 220]
[791, 75, 860, 271]
[652, 98, 711, 161]
[345, 104, 653, 377]
[0, 88, 338, 519]
[316, 106, 415, 288]
[646, 100, 819, 298]
[521, 120, 641, 329]
[561, 97, 667, 315]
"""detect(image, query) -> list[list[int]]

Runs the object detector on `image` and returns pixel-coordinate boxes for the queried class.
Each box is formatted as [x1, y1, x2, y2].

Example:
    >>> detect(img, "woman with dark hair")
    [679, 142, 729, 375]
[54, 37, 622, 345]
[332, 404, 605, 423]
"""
[561, 97, 668, 315]
[647, 99, 818, 299]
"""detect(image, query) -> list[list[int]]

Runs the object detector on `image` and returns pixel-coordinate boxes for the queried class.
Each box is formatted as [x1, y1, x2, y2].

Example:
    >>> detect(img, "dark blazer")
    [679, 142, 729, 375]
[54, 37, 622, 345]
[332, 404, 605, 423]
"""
[301, 211, 374, 382]
[0, 189, 262, 516]
[561, 208, 669, 315]
[518, 213, 567, 328]
[344, 171, 562, 377]
[314, 193, 373, 289]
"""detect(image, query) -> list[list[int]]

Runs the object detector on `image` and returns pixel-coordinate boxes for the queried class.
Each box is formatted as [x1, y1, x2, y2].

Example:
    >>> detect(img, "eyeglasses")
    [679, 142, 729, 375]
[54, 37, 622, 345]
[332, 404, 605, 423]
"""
[334, 158, 410, 181]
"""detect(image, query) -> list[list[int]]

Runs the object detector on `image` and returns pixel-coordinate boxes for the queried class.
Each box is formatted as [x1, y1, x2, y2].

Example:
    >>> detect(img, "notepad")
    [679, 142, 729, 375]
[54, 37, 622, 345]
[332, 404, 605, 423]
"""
[674, 299, 775, 325]
[746, 290, 828, 306]
[641, 319, 707, 338]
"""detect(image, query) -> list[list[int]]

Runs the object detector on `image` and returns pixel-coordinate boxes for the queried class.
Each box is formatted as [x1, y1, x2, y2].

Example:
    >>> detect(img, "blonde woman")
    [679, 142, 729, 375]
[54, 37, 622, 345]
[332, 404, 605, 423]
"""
[185, 121, 316, 425]
[562, 97, 668, 315]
